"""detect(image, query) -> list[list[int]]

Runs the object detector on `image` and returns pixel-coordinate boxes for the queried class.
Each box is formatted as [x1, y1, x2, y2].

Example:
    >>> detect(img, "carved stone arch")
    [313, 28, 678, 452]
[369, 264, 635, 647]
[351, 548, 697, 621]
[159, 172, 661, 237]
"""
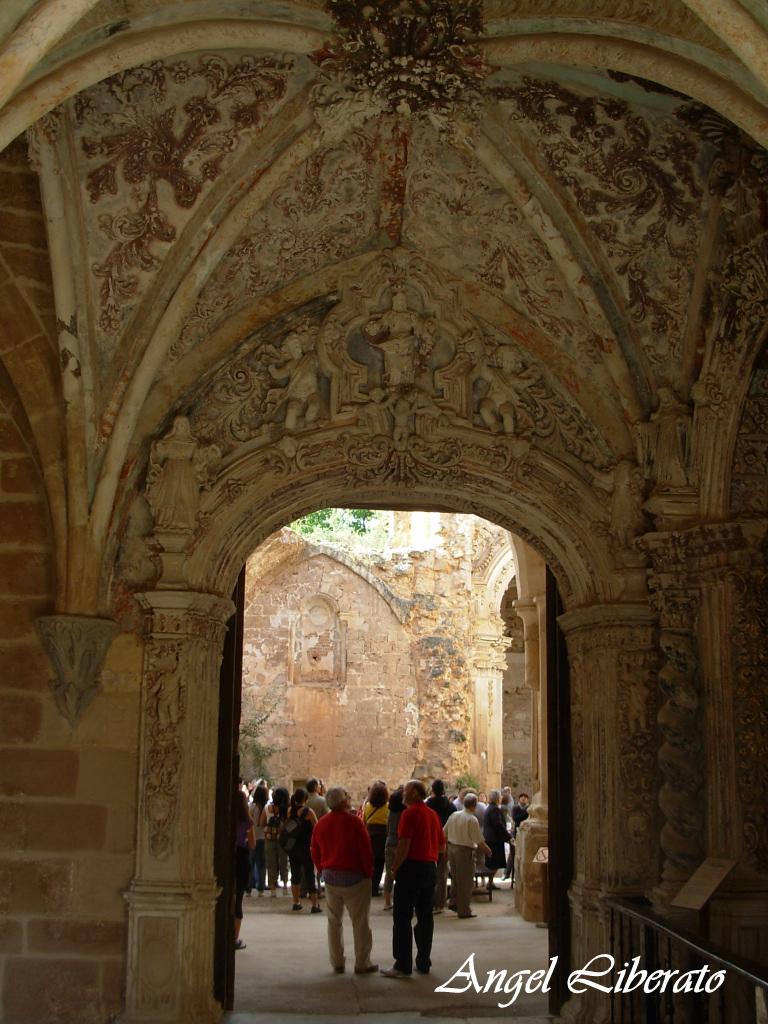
[6, 14, 768, 151]
[183, 466, 614, 607]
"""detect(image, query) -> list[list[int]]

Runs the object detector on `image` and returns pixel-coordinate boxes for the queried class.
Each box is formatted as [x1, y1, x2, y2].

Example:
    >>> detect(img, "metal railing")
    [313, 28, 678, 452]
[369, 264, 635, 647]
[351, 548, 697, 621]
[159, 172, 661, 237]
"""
[604, 897, 768, 1024]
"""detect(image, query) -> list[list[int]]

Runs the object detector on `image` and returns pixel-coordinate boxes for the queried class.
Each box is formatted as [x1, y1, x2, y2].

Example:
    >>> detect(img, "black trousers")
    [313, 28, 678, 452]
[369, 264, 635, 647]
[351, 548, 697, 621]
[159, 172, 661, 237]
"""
[392, 859, 437, 974]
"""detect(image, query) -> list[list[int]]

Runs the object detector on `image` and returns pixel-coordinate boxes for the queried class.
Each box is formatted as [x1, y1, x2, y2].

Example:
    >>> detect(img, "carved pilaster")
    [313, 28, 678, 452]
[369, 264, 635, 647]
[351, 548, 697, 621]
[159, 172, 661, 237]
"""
[726, 522, 768, 874]
[643, 531, 703, 904]
[558, 603, 657, 1024]
[36, 614, 119, 727]
[122, 591, 233, 1024]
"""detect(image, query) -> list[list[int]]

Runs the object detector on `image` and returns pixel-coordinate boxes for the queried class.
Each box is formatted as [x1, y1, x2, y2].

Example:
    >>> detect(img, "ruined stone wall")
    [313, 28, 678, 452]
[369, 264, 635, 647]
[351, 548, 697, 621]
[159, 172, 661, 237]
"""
[243, 551, 419, 799]
[243, 514, 529, 796]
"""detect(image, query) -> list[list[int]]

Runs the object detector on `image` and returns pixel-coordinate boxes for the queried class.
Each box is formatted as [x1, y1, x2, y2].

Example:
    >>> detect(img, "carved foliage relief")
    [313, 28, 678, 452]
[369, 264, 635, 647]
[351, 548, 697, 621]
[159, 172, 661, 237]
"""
[404, 122, 609, 370]
[187, 251, 615, 482]
[492, 74, 707, 372]
[731, 341, 768, 517]
[143, 639, 186, 859]
[72, 52, 295, 362]
[176, 121, 386, 357]
[730, 544, 768, 872]
[313, 0, 493, 120]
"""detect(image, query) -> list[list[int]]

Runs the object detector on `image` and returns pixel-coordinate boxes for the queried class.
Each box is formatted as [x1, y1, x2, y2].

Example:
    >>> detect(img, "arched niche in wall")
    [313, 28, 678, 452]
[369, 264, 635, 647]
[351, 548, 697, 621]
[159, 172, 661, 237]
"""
[290, 592, 346, 687]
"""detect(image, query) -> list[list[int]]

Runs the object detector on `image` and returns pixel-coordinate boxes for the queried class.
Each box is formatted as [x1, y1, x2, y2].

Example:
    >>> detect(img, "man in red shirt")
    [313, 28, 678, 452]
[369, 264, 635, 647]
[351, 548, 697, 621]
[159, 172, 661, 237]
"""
[382, 778, 445, 978]
[311, 786, 378, 975]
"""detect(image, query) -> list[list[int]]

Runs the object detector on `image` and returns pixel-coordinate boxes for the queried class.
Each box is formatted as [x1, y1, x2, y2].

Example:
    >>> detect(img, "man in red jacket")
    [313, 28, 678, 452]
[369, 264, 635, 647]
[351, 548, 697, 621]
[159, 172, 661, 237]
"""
[311, 786, 378, 975]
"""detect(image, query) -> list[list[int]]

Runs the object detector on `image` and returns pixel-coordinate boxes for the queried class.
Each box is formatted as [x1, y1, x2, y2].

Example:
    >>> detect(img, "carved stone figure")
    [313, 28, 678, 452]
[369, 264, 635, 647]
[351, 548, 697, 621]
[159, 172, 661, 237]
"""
[372, 385, 446, 449]
[362, 289, 436, 389]
[264, 324, 324, 432]
[146, 416, 219, 533]
[636, 386, 693, 490]
[461, 331, 516, 434]
[610, 460, 648, 551]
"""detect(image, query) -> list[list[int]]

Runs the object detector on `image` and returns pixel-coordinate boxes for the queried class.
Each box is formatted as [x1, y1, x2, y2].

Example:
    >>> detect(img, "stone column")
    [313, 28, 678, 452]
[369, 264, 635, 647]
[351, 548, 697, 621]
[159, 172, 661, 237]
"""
[121, 590, 233, 1024]
[694, 522, 768, 964]
[469, 633, 510, 790]
[513, 594, 551, 922]
[558, 603, 658, 1024]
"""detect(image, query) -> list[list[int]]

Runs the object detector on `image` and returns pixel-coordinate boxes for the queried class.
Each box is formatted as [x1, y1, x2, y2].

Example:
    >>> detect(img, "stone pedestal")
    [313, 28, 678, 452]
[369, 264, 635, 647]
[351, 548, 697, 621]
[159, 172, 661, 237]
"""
[121, 591, 233, 1024]
[514, 816, 549, 922]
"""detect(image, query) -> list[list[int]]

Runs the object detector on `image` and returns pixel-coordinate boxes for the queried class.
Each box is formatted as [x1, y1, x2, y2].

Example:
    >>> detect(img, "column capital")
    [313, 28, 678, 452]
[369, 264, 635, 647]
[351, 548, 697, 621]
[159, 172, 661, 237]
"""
[640, 519, 767, 578]
[136, 590, 234, 638]
[558, 602, 655, 646]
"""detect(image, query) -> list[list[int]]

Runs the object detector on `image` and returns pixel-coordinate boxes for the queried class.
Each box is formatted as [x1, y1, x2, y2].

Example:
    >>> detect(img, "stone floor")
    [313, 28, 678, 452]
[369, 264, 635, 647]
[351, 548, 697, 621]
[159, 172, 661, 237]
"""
[228, 879, 552, 1022]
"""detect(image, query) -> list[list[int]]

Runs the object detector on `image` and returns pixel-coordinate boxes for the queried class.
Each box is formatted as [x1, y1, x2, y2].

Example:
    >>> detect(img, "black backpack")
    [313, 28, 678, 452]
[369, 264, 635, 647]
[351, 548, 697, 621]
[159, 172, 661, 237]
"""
[279, 809, 306, 852]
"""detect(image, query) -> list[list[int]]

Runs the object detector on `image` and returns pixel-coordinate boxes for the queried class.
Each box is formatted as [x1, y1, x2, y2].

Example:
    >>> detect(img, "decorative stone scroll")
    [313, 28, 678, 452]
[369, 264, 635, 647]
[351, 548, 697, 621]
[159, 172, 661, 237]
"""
[36, 614, 120, 728]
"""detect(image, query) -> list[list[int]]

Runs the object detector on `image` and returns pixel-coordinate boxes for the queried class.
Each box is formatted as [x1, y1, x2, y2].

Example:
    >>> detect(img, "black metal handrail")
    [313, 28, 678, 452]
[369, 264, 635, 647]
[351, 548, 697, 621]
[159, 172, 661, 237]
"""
[602, 895, 768, 1024]
[604, 897, 768, 993]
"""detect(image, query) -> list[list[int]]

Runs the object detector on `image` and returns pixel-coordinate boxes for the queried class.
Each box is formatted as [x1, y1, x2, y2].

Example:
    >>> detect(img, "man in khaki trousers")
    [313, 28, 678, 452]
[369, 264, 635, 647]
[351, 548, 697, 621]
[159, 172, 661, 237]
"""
[444, 793, 491, 919]
[311, 786, 378, 974]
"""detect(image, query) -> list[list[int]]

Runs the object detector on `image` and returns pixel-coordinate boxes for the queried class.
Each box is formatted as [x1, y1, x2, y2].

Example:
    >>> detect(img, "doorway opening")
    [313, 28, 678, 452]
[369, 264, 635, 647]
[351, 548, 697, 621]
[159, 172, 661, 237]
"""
[213, 508, 572, 1018]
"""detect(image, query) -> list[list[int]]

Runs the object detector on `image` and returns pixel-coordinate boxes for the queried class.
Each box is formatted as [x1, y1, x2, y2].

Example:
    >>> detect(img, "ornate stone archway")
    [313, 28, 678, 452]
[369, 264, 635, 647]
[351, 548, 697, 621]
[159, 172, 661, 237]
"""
[112, 241, 665, 1021]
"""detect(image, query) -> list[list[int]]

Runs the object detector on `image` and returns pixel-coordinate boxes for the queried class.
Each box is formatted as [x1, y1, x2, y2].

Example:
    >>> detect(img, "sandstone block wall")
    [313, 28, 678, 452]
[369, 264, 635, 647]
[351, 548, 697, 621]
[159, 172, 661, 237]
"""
[243, 551, 418, 798]
[0, 153, 139, 1020]
[243, 515, 531, 797]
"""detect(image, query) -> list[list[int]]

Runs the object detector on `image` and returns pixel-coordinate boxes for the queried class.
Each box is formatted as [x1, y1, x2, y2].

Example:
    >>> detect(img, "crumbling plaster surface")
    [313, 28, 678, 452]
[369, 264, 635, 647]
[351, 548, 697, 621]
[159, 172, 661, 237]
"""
[243, 514, 528, 795]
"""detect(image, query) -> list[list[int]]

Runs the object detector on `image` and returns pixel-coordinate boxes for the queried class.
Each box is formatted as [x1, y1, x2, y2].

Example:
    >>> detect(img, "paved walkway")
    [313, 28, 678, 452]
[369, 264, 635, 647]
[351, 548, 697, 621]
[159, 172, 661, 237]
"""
[229, 879, 552, 1021]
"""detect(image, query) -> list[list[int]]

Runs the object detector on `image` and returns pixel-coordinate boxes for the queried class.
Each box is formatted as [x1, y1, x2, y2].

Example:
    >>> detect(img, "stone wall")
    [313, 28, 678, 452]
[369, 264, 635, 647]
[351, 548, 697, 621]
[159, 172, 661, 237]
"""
[0, 139, 138, 1021]
[242, 514, 531, 797]
[0, 356, 141, 1022]
[243, 546, 418, 799]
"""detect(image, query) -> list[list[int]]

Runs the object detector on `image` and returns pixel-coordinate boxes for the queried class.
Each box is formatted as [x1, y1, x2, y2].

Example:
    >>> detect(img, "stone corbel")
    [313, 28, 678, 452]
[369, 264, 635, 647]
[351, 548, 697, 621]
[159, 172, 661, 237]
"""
[36, 614, 120, 727]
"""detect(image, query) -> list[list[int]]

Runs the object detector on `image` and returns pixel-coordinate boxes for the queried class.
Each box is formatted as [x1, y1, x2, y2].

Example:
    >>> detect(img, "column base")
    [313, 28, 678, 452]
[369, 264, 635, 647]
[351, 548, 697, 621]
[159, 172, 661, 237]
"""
[121, 880, 222, 1024]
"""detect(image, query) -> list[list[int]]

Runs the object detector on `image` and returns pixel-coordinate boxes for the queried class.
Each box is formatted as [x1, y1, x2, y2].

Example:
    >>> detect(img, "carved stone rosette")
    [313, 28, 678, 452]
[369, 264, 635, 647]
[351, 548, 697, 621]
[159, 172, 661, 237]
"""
[36, 614, 120, 727]
[558, 603, 657, 1024]
[122, 590, 233, 1024]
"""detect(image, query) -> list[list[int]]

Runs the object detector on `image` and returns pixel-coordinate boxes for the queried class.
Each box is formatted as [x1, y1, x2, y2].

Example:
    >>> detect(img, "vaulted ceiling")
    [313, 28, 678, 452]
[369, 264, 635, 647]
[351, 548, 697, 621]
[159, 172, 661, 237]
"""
[1, 0, 767, 609]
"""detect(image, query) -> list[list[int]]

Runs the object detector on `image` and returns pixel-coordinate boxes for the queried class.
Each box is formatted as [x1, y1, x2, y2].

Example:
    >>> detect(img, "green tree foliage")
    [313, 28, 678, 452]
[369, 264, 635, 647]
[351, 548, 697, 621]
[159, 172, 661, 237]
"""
[290, 507, 378, 539]
[455, 772, 481, 793]
[239, 702, 283, 782]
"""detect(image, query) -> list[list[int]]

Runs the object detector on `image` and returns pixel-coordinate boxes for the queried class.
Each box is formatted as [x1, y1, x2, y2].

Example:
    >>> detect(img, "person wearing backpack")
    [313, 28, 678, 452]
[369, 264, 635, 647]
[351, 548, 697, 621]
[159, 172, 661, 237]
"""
[260, 786, 290, 897]
[281, 787, 320, 913]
